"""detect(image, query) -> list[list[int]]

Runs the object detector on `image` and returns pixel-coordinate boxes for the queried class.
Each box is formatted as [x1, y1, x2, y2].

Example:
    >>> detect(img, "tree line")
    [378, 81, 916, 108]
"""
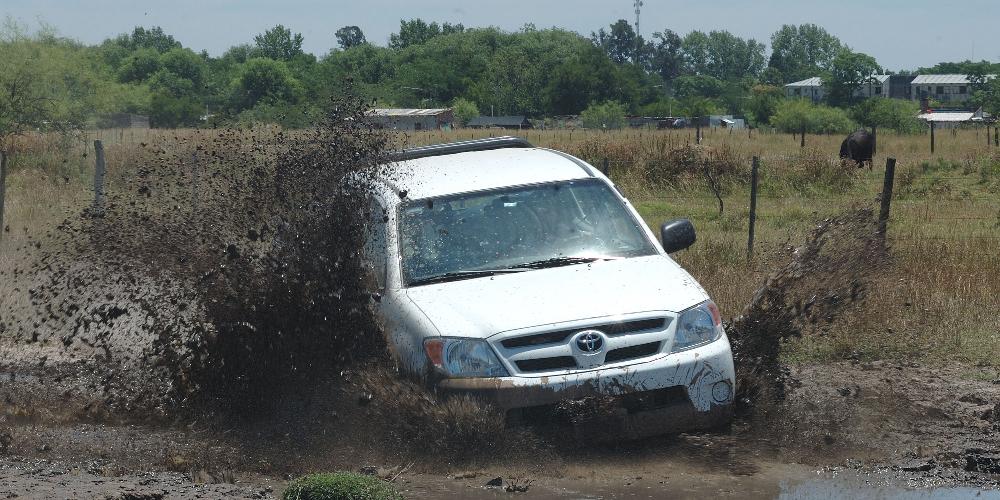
[1, 17, 999, 138]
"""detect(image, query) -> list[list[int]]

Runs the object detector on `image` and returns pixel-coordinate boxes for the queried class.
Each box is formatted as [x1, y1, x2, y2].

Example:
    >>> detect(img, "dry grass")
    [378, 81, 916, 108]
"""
[2, 127, 999, 368]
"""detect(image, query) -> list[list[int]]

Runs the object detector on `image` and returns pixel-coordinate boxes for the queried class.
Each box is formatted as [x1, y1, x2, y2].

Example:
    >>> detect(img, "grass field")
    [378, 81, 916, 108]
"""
[2, 126, 999, 368]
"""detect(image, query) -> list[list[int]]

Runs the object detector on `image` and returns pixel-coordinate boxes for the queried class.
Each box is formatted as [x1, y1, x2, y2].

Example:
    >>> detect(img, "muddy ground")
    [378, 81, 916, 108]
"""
[2, 106, 999, 497]
[2, 348, 999, 498]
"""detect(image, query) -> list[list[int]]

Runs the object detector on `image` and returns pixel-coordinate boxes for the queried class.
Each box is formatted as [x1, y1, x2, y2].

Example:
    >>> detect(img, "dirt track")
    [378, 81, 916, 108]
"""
[3, 345, 999, 498]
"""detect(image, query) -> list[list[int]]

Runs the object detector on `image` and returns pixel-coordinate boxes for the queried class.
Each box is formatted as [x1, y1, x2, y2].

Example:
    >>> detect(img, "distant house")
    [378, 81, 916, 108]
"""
[787, 74, 995, 103]
[370, 108, 453, 131]
[784, 77, 826, 102]
[856, 75, 891, 99]
[785, 75, 892, 102]
[911, 74, 995, 103]
[100, 113, 150, 129]
[466, 116, 532, 129]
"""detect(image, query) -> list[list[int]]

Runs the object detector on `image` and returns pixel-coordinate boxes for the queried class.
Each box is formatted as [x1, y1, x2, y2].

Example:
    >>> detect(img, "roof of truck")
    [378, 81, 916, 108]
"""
[372, 147, 597, 201]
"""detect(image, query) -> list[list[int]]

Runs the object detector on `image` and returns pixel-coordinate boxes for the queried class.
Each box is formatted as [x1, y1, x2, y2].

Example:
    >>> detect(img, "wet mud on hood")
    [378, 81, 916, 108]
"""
[403, 255, 708, 338]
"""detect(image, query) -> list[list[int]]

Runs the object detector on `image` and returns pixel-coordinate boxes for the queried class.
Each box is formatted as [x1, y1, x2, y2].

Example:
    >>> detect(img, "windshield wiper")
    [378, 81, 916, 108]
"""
[408, 269, 527, 287]
[511, 256, 621, 270]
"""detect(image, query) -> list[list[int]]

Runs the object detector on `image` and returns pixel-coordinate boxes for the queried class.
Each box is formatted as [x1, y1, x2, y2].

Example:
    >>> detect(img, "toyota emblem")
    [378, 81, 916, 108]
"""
[575, 330, 604, 354]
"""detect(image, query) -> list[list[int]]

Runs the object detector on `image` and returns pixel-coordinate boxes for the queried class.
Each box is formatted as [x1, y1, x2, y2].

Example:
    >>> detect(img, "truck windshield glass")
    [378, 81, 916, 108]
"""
[399, 179, 656, 286]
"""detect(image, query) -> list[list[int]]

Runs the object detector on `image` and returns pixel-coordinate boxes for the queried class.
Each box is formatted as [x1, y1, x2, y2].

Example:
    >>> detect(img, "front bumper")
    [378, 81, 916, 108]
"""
[438, 335, 735, 434]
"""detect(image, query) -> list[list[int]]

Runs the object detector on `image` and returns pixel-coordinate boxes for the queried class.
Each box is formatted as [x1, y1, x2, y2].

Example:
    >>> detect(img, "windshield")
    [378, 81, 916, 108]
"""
[399, 178, 657, 286]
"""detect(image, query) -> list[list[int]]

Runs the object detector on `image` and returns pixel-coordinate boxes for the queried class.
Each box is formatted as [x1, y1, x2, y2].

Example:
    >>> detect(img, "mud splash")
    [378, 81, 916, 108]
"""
[2, 95, 392, 415]
[728, 207, 889, 410]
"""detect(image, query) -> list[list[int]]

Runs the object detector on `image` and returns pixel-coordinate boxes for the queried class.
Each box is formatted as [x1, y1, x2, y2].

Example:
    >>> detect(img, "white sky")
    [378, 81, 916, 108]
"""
[4, 0, 998, 71]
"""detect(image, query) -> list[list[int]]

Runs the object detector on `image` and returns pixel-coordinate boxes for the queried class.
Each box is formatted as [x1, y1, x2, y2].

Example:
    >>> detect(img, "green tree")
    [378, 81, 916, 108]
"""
[674, 75, 724, 100]
[0, 27, 124, 150]
[682, 30, 765, 81]
[335, 26, 366, 50]
[851, 97, 922, 133]
[767, 24, 842, 84]
[229, 58, 302, 112]
[591, 19, 650, 66]
[649, 29, 684, 81]
[117, 26, 182, 53]
[159, 48, 207, 89]
[150, 92, 202, 127]
[580, 100, 627, 129]
[451, 97, 479, 126]
[254, 25, 304, 61]
[389, 19, 464, 50]
[679, 97, 721, 118]
[771, 99, 856, 134]
[117, 47, 161, 82]
[825, 49, 881, 107]
[976, 77, 1000, 115]
[745, 84, 784, 126]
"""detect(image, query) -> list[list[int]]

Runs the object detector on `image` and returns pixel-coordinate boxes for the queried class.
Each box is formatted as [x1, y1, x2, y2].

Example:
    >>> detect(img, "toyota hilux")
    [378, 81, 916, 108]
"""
[356, 136, 735, 437]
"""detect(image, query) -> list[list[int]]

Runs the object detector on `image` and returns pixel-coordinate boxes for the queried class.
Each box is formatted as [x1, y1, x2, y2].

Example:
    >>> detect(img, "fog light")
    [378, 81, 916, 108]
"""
[712, 381, 732, 403]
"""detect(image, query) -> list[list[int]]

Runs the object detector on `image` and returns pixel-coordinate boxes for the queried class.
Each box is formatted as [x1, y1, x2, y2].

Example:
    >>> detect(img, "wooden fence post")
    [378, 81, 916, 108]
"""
[601, 157, 611, 179]
[930, 122, 936, 154]
[995, 126, 999, 147]
[747, 156, 760, 261]
[800, 125, 806, 148]
[0, 152, 7, 241]
[93, 140, 106, 213]
[696, 120, 702, 145]
[878, 157, 896, 240]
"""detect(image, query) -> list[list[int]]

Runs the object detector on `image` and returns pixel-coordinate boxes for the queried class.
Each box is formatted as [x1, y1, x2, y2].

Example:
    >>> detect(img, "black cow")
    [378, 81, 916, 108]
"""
[840, 129, 876, 169]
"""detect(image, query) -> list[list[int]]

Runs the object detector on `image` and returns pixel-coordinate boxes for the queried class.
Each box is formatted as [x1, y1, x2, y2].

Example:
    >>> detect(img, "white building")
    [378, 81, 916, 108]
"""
[785, 75, 892, 102]
[910, 74, 995, 103]
[857, 75, 890, 99]
[784, 77, 825, 102]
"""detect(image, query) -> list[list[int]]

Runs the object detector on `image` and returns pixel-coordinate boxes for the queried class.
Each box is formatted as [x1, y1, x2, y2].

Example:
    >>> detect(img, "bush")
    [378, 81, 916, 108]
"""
[580, 100, 627, 129]
[851, 98, 923, 134]
[771, 99, 857, 134]
[451, 97, 479, 127]
[283, 472, 403, 500]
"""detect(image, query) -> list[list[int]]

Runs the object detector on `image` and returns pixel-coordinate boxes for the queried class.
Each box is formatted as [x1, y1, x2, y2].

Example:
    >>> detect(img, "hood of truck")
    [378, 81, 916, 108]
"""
[403, 254, 709, 339]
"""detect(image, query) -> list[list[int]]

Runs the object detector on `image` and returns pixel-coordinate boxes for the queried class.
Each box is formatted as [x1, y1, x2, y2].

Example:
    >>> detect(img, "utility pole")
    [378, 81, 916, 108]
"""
[633, 0, 643, 37]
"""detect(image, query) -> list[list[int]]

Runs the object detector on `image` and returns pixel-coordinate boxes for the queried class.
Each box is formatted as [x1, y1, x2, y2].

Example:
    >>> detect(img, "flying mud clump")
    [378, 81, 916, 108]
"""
[727, 207, 889, 411]
[2, 95, 395, 416]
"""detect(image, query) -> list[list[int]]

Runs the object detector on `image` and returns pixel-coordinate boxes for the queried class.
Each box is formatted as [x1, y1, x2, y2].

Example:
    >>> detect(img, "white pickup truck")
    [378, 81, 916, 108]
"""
[356, 137, 735, 437]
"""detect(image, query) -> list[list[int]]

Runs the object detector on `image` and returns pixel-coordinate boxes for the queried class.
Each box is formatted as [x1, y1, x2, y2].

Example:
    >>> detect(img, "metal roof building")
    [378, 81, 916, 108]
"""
[466, 116, 532, 129]
[784, 77, 826, 102]
[370, 108, 454, 131]
[912, 74, 996, 102]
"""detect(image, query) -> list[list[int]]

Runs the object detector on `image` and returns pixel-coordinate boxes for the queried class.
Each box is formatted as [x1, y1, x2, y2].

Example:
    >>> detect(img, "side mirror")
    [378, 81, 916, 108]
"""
[660, 218, 696, 254]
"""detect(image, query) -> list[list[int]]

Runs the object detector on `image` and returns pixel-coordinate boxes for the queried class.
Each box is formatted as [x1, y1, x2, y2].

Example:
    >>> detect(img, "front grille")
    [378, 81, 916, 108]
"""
[501, 317, 667, 349]
[604, 341, 662, 363]
[516, 357, 577, 372]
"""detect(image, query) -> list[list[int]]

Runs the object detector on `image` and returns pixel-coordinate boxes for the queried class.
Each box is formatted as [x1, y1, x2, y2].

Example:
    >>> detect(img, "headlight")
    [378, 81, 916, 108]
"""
[671, 300, 723, 353]
[423, 338, 510, 378]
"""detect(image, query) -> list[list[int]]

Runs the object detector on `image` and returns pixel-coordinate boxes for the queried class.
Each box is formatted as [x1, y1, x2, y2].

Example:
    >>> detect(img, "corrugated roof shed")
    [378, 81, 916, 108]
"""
[912, 74, 974, 84]
[785, 77, 824, 87]
[918, 107, 984, 122]
[372, 108, 450, 117]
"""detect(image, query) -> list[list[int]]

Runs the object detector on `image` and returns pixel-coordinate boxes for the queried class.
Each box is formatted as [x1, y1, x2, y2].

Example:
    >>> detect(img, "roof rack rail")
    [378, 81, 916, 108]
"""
[387, 136, 533, 162]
